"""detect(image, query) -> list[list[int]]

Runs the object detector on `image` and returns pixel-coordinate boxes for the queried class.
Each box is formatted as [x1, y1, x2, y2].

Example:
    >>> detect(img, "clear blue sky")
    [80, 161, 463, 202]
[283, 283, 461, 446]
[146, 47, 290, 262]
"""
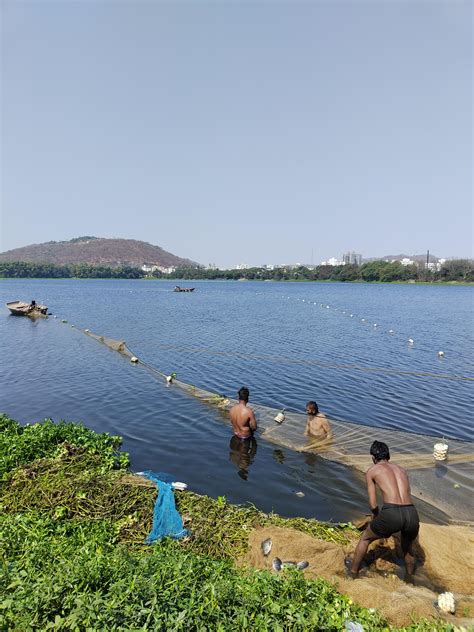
[1, 1, 472, 267]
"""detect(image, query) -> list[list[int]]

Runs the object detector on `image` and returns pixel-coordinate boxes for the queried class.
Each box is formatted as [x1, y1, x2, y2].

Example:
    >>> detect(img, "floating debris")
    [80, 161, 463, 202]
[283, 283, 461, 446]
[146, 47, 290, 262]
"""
[274, 411, 285, 424]
[295, 491, 305, 498]
[166, 372, 177, 384]
[408, 338, 414, 345]
[438, 351, 445, 357]
[433, 442, 448, 461]
[261, 538, 272, 557]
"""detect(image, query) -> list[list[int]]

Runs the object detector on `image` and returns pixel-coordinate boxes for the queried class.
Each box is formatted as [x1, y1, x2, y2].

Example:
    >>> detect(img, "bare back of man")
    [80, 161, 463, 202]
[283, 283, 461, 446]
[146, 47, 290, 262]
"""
[370, 461, 412, 505]
[230, 387, 257, 439]
[350, 441, 419, 578]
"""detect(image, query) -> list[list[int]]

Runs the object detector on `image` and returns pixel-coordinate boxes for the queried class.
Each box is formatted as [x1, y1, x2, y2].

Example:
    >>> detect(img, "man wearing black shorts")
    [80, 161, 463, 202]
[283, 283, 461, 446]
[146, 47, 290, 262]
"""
[349, 440, 420, 578]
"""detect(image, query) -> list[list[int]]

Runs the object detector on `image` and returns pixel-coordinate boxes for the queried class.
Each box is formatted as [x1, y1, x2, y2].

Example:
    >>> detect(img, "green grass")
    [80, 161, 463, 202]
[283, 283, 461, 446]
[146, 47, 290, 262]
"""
[0, 415, 456, 631]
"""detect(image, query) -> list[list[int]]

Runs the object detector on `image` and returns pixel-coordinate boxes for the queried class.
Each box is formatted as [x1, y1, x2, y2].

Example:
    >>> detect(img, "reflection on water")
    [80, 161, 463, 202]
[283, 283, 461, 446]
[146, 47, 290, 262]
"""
[272, 449, 285, 464]
[229, 435, 258, 481]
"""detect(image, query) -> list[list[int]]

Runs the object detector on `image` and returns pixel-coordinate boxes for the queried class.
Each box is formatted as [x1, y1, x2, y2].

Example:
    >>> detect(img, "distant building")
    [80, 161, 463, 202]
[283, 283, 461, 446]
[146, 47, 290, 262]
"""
[141, 264, 176, 274]
[321, 257, 344, 266]
[235, 263, 249, 270]
[342, 251, 362, 265]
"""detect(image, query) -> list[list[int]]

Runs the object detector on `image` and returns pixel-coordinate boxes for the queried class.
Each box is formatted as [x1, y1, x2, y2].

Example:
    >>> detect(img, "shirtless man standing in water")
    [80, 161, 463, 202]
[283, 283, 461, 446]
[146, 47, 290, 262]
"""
[230, 387, 257, 439]
[349, 440, 420, 578]
[305, 401, 332, 440]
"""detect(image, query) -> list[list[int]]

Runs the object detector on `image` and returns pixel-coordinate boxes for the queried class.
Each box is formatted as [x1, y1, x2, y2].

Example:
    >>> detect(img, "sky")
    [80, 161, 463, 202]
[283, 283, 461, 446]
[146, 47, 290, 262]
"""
[1, 1, 472, 268]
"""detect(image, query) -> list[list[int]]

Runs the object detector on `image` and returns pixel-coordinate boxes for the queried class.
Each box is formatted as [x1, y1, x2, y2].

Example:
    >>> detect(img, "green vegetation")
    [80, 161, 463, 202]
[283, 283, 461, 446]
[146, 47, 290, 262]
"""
[0, 261, 143, 279]
[1, 258, 473, 282]
[165, 259, 474, 283]
[0, 415, 456, 629]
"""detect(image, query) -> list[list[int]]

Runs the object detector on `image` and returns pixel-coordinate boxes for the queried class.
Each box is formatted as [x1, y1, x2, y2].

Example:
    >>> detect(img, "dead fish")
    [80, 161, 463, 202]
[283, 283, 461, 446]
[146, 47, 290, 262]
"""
[272, 557, 282, 571]
[261, 538, 272, 557]
[282, 560, 297, 568]
[297, 560, 309, 570]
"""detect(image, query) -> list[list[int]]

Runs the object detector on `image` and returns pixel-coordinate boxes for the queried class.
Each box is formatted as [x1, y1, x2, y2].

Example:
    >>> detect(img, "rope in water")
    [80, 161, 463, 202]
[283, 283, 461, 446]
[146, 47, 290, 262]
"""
[150, 342, 474, 382]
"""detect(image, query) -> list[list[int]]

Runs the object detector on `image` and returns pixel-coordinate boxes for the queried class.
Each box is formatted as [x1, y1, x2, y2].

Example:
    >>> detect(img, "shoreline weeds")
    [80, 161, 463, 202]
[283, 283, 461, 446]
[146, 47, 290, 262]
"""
[1, 414, 472, 630]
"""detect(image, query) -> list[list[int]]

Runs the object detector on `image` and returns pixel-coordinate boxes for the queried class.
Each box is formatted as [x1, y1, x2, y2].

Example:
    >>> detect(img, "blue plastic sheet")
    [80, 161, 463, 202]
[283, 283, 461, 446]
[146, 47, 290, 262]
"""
[142, 470, 189, 543]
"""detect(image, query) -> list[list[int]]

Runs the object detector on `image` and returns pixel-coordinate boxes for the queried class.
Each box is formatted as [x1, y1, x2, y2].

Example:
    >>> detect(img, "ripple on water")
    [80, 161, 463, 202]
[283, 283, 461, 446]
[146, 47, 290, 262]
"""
[1, 279, 472, 521]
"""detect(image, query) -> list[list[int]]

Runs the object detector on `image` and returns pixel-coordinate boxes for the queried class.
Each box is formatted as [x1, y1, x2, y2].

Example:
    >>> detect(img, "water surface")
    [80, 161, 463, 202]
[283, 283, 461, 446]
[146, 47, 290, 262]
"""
[1, 279, 472, 523]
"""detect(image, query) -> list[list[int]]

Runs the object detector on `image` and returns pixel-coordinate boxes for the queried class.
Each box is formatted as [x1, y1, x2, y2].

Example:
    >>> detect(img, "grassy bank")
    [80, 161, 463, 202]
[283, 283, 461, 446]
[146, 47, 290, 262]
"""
[0, 415, 454, 631]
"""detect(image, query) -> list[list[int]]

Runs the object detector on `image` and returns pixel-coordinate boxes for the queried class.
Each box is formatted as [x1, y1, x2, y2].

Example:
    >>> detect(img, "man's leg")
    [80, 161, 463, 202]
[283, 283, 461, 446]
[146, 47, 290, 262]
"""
[401, 533, 417, 576]
[350, 526, 380, 577]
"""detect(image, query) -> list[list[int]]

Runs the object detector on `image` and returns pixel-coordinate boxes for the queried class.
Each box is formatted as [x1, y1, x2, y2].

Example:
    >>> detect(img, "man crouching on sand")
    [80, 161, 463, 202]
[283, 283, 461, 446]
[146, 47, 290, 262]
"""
[348, 440, 419, 579]
[230, 387, 257, 440]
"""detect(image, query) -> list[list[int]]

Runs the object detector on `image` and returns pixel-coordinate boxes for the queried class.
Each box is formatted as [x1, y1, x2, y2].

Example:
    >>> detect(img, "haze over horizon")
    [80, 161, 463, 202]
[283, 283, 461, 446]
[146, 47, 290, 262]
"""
[2, 1, 472, 267]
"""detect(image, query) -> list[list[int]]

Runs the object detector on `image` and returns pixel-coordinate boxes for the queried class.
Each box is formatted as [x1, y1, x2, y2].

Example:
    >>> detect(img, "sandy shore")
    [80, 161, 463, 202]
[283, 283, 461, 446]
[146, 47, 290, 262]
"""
[240, 522, 474, 628]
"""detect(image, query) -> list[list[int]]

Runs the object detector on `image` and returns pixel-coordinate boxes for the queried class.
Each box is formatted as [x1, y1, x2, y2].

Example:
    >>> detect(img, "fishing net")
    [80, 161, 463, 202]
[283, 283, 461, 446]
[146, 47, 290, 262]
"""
[83, 329, 474, 525]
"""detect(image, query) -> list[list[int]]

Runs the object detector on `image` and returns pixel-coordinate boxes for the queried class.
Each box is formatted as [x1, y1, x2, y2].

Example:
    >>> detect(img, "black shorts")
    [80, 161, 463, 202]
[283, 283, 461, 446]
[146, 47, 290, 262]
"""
[370, 503, 419, 540]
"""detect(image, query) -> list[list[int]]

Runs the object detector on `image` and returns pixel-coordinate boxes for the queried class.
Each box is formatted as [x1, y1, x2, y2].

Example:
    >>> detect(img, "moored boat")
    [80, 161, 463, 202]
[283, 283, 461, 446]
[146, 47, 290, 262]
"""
[6, 301, 48, 317]
[173, 286, 195, 292]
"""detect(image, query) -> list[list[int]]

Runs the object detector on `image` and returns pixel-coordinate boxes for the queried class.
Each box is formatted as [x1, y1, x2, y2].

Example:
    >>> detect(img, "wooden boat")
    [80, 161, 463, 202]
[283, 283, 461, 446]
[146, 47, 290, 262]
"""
[6, 301, 48, 317]
[173, 286, 195, 292]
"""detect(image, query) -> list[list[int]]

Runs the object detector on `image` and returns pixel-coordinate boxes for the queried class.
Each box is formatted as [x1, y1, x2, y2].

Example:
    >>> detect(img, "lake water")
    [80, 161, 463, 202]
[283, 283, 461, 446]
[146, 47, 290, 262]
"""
[1, 279, 472, 523]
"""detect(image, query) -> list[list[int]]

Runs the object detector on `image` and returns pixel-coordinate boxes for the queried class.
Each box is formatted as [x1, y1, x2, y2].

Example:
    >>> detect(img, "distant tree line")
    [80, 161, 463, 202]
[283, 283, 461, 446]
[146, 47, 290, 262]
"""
[0, 262, 143, 279]
[0, 259, 472, 282]
[163, 259, 474, 283]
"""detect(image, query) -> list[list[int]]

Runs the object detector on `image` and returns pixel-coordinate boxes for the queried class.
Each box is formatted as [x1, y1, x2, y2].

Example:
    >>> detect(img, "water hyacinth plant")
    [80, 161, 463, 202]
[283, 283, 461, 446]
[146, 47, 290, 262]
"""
[0, 415, 454, 631]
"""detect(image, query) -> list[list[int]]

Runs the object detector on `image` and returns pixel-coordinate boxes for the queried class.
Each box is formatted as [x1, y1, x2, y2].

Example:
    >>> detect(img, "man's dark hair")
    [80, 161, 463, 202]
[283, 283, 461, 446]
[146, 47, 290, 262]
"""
[238, 387, 249, 403]
[370, 440, 390, 462]
[306, 401, 319, 415]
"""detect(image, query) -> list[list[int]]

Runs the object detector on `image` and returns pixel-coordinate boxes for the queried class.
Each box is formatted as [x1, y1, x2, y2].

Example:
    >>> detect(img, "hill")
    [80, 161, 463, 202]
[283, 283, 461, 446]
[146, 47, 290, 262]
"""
[381, 253, 440, 262]
[0, 237, 199, 268]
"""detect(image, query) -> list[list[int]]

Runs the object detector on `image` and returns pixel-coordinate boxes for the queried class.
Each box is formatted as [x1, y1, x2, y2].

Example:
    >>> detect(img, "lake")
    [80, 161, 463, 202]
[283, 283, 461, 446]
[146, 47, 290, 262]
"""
[1, 279, 472, 523]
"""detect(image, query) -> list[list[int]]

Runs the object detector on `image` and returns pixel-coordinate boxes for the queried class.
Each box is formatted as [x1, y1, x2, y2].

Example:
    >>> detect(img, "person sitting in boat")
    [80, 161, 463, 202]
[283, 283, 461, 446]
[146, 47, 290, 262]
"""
[229, 387, 257, 439]
[305, 401, 332, 439]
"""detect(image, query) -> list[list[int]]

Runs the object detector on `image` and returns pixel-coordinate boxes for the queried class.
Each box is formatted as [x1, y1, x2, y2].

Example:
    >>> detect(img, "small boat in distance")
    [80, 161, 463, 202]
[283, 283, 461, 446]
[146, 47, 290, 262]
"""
[173, 286, 195, 292]
[6, 301, 48, 317]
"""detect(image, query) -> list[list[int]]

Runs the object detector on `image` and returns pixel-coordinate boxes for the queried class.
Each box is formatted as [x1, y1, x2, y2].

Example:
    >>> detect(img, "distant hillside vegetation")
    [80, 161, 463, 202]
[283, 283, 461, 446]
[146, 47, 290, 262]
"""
[382, 253, 440, 262]
[0, 237, 199, 268]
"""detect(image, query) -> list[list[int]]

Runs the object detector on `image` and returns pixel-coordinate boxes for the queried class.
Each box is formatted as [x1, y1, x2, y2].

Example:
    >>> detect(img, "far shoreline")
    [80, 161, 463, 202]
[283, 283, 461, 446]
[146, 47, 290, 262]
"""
[1, 276, 473, 286]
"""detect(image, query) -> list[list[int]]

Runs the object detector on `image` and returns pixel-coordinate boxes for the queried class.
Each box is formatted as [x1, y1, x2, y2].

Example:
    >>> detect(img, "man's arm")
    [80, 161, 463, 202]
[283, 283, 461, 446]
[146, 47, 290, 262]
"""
[249, 408, 257, 431]
[365, 469, 378, 515]
[321, 418, 332, 439]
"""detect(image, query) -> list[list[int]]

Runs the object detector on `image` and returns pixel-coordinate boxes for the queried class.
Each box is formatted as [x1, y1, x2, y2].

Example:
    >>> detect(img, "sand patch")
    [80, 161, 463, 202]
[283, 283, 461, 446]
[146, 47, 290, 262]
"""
[239, 523, 474, 627]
